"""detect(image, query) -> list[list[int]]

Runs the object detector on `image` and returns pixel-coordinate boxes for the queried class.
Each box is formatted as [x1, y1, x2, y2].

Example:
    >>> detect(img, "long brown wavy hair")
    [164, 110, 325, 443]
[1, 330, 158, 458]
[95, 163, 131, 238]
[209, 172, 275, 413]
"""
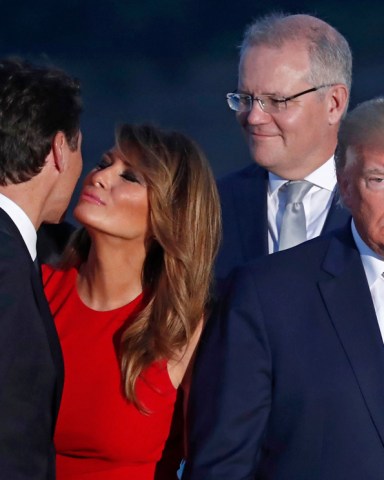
[60, 124, 221, 407]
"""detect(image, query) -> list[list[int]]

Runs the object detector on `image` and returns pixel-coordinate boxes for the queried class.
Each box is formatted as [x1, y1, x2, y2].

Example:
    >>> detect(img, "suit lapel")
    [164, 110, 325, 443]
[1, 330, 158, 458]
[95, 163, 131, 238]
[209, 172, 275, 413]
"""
[321, 188, 351, 234]
[233, 165, 268, 260]
[30, 269, 64, 419]
[319, 228, 384, 446]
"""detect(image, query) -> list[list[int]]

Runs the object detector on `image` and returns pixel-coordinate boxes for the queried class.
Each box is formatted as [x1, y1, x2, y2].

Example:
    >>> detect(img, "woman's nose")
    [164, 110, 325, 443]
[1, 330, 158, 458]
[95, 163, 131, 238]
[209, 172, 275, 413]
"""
[90, 168, 108, 188]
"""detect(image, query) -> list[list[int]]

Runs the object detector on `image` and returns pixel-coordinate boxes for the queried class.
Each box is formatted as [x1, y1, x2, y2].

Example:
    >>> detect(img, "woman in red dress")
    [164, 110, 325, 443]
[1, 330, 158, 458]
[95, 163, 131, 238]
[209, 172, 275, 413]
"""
[43, 124, 221, 480]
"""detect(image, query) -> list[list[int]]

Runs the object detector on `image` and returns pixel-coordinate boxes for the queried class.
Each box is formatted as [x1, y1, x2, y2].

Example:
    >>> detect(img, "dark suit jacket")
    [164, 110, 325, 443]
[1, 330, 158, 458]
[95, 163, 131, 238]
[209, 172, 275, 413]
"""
[0, 209, 64, 479]
[184, 224, 384, 479]
[215, 163, 351, 282]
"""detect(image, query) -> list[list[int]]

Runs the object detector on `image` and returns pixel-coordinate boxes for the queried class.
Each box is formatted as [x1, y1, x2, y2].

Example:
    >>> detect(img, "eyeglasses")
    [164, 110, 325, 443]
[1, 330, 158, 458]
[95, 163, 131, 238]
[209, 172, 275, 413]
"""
[226, 84, 335, 114]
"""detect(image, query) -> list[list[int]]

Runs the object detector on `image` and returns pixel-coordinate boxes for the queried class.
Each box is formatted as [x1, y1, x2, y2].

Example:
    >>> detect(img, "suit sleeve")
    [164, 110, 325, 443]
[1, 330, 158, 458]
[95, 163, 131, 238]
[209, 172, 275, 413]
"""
[183, 266, 272, 479]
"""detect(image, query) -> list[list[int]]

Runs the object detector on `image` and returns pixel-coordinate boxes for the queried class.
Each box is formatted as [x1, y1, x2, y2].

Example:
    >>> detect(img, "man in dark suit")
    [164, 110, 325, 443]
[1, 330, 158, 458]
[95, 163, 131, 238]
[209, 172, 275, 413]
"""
[0, 59, 82, 478]
[216, 13, 351, 282]
[183, 97, 384, 479]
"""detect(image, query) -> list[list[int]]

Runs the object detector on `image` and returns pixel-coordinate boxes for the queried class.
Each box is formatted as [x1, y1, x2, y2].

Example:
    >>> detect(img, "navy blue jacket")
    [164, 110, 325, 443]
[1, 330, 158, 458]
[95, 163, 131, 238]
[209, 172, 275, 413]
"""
[185, 225, 384, 479]
[215, 163, 351, 282]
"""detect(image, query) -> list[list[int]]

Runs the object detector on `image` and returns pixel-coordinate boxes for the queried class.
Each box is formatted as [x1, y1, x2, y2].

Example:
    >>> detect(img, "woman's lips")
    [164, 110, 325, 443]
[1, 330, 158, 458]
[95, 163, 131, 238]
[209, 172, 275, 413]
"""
[80, 190, 105, 205]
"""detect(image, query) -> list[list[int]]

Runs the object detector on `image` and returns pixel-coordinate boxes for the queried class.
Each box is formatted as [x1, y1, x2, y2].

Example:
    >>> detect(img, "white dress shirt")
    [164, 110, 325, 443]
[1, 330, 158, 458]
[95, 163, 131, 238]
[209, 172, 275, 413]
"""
[351, 219, 384, 342]
[267, 156, 337, 253]
[0, 193, 37, 261]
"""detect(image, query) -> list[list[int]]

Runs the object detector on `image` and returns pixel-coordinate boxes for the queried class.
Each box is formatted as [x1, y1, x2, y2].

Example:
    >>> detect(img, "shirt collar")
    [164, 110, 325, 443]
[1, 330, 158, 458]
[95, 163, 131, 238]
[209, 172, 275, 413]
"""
[0, 193, 37, 260]
[351, 219, 384, 287]
[268, 156, 336, 195]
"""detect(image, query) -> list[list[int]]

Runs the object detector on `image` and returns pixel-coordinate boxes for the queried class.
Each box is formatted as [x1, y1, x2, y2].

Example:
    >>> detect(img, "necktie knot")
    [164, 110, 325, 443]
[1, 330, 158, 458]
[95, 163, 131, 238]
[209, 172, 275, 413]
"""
[284, 180, 313, 204]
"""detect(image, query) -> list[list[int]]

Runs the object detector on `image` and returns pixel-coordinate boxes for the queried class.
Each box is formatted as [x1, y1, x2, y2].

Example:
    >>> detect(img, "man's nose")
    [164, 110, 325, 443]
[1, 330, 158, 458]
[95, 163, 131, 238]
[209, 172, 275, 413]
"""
[242, 99, 272, 125]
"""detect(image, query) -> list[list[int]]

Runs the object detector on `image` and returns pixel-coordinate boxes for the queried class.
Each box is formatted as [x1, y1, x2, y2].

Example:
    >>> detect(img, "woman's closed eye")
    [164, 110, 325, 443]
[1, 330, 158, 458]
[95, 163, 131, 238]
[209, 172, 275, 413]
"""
[121, 170, 141, 183]
[95, 158, 111, 170]
[94, 155, 146, 186]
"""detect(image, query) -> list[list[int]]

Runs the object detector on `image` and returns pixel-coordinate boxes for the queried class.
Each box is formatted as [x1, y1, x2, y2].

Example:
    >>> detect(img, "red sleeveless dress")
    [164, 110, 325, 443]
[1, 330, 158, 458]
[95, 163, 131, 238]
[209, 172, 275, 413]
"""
[42, 265, 177, 480]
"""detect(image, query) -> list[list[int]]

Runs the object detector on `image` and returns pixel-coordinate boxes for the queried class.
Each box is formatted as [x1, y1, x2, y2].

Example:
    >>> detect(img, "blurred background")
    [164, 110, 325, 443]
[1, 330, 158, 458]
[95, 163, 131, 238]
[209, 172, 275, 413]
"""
[1, 0, 383, 222]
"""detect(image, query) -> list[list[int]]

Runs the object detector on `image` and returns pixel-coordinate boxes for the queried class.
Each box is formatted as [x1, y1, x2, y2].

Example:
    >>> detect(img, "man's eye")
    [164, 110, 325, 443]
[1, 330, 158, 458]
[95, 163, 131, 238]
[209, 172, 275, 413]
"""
[270, 97, 281, 104]
[236, 95, 251, 105]
[367, 177, 384, 189]
[269, 97, 286, 109]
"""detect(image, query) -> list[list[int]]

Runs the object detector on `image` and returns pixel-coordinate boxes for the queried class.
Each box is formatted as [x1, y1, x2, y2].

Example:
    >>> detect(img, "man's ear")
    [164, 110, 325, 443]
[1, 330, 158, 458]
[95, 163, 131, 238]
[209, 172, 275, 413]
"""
[51, 132, 66, 173]
[328, 84, 349, 125]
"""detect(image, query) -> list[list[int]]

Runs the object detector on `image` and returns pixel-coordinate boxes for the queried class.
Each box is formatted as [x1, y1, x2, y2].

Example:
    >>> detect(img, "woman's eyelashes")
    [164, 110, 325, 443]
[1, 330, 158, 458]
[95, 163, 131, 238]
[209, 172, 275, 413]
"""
[95, 158, 110, 170]
[95, 158, 145, 185]
[120, 170, 141, 183]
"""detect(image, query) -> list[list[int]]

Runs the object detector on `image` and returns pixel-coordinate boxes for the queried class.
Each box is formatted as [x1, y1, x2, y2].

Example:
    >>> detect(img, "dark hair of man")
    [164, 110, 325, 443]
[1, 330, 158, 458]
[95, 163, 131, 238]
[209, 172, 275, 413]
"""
[0, 58, 82, 185]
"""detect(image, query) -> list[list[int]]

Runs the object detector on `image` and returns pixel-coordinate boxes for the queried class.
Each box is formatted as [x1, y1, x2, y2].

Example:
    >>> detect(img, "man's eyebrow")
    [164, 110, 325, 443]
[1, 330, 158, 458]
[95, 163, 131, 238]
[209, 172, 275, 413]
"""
[363, 168, 384, 174]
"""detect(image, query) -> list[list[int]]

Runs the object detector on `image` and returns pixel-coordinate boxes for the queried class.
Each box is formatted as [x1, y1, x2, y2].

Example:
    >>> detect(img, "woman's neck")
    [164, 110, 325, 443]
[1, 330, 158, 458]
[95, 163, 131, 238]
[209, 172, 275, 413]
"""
[77, 239, 145, 311]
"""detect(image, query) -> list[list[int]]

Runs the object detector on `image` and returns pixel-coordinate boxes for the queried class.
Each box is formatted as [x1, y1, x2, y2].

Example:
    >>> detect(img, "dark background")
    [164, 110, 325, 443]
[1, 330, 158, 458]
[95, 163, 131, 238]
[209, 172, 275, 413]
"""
[1, 0, 383, 222]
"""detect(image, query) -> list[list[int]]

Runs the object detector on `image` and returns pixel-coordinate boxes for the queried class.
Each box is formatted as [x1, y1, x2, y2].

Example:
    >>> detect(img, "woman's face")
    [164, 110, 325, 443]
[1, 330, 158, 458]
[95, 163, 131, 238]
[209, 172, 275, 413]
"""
[74, 148, 149, 244]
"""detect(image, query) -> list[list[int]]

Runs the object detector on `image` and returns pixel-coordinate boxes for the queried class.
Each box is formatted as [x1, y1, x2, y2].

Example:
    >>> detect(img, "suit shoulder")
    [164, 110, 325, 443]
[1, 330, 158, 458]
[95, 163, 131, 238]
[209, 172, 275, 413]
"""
[217, 163, 265, 188]
[237, 231, 339, 279]
[0, 230, 30, 268]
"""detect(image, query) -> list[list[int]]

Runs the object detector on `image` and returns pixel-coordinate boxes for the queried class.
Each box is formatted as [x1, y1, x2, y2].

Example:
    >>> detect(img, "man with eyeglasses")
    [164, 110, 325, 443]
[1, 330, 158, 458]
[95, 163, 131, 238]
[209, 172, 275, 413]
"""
[183, 13, 358, 480]
[214, 12, 352, 283]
